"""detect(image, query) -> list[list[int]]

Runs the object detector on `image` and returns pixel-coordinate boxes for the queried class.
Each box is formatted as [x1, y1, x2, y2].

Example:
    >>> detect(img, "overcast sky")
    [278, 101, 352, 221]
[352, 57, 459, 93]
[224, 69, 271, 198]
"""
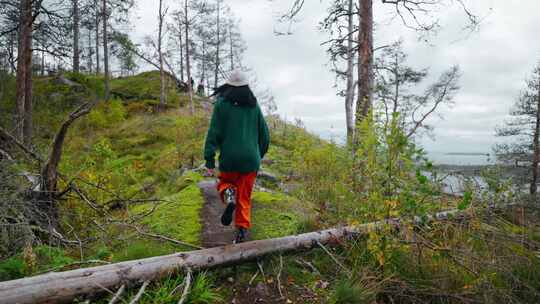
[133, 0, 540, 154]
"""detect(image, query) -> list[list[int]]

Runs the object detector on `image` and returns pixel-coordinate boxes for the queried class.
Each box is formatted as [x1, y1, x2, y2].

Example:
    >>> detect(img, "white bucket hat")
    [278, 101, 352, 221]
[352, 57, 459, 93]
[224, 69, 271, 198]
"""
[226, 70, 249, 87]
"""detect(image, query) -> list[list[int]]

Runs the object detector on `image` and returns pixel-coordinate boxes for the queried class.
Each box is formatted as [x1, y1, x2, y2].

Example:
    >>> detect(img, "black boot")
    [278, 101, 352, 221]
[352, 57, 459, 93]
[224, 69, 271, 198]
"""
[233, 227, 248, 244]
[221, 188, 236, 226]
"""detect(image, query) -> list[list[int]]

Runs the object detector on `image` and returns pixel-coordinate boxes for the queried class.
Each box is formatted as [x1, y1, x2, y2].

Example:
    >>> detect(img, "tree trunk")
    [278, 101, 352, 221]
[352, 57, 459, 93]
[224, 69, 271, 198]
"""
[354, 0, 373, 147]
[95, 0, 100, 74]
[8, 31, 16, 74]
[178, 17, 184, 83]
[158, 0, 166, 107]
[201, 39, 206, 93]
[102, 0, 110, 101]
[229, 23, 234, 71]
[15, 0, 33, 145]
[73, 0, 80, 73]
[214, 0, 221, 89]
[184, 0, 194, 114]
[40, 103, 93, 223]
[344, 0, 355, 146]
[23, 39, 32, 147]
[41, 49, 45, 76]
[531, 82, 540, 194]
[0, 207, 478, 304]
[87, 28, 93, 74]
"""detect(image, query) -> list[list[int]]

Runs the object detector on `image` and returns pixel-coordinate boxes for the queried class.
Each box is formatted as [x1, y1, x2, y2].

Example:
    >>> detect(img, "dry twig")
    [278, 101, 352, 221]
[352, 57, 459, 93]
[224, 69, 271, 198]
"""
[178, 269, 192, 304]
[277, 254, 284, 298]
[108, 284, 126, 304]
[316, 240, 352, 278]
[128, 281, 150, 304]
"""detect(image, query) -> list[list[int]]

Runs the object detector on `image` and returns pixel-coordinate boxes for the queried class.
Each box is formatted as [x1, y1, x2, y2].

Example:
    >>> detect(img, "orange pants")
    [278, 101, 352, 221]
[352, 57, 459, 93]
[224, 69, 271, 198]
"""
[217, 171, 257, 229]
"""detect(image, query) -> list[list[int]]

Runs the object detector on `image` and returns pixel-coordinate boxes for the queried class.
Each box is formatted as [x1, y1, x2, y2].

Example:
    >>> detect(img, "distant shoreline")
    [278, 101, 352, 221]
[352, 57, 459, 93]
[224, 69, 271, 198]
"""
[443, 152, 489, 156]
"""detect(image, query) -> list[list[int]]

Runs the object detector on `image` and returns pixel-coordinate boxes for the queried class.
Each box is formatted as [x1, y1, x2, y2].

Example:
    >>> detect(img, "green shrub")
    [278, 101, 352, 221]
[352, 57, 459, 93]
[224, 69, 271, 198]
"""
[33, 246, 75, 271]
[0, 257, 27, 281]
[0, 245, 74, 281]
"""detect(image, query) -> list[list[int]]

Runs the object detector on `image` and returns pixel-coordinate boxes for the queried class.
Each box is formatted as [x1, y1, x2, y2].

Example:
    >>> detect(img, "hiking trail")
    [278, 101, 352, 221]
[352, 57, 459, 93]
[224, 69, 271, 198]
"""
[198, 179, 235, 247]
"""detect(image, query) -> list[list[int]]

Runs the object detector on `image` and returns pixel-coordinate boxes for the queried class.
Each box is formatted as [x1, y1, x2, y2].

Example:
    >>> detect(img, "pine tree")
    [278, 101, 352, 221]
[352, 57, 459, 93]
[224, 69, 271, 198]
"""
[496, 63, 540, 194]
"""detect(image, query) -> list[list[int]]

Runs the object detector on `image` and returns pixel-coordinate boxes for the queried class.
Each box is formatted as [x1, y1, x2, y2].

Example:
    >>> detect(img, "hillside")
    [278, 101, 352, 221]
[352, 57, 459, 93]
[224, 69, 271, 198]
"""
[2, 72, 540, 303]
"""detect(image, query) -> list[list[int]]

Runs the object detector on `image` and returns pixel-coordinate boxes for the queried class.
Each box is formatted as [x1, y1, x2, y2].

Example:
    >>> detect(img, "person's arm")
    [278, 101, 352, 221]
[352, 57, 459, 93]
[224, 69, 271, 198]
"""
[204, 101, 222, 170]
[258, 106, 270, 159]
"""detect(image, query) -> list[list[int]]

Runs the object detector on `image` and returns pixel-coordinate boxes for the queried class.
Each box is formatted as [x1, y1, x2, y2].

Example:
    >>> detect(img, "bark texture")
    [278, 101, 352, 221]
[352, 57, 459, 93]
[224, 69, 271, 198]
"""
[354, 0, 373, 146]
[15, 0, 33, 145]
[345, 0, 355, 145]
[95, 0, 100, 74]
[73, 0, 80, 73]
[40, 102, 93, 223]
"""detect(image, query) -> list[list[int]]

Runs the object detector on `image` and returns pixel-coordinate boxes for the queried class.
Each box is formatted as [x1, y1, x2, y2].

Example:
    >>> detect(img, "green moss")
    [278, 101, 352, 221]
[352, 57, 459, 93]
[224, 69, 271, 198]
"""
[112, 240, 175, 262]
[251, 191, 289, 205]
[251, 191, 309, 239]
[110, 71, 178, 103]
[132, 184, 204, 246]
[173, 171, 204, 191]
[64, 72, 105, 96]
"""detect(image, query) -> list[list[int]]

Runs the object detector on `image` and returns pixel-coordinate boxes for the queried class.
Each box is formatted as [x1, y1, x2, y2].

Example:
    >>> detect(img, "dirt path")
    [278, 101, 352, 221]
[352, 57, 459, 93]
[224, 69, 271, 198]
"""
[198, 179, 235, 248]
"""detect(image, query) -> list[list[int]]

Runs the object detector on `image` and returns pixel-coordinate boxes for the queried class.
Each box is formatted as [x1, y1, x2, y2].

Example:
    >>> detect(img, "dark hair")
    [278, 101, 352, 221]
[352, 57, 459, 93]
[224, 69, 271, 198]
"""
[211, 84, 257, 107]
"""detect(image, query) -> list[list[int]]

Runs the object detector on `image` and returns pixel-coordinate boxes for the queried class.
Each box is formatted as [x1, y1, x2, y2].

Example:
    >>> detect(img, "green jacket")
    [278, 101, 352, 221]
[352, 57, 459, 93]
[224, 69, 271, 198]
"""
[204, 97, 270, 173]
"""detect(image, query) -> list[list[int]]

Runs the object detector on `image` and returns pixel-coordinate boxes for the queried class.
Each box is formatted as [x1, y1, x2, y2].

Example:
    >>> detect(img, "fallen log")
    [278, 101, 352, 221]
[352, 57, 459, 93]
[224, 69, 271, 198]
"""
[0, 207, 489, 304]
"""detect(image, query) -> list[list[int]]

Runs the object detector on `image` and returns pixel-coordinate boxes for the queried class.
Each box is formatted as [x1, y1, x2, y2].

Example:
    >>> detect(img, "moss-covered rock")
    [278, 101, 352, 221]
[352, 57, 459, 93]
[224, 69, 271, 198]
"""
[110, 71, 179, 104]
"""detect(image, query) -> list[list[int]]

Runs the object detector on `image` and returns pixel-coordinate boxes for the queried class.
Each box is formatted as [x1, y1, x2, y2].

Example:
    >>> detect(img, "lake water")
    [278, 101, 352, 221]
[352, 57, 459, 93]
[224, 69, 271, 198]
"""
[426, 152, 494, 166]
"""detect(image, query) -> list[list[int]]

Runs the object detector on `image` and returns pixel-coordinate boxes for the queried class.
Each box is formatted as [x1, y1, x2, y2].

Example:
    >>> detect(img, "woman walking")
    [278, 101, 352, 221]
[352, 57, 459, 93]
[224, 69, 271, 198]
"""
[204, 70, 270, 243]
